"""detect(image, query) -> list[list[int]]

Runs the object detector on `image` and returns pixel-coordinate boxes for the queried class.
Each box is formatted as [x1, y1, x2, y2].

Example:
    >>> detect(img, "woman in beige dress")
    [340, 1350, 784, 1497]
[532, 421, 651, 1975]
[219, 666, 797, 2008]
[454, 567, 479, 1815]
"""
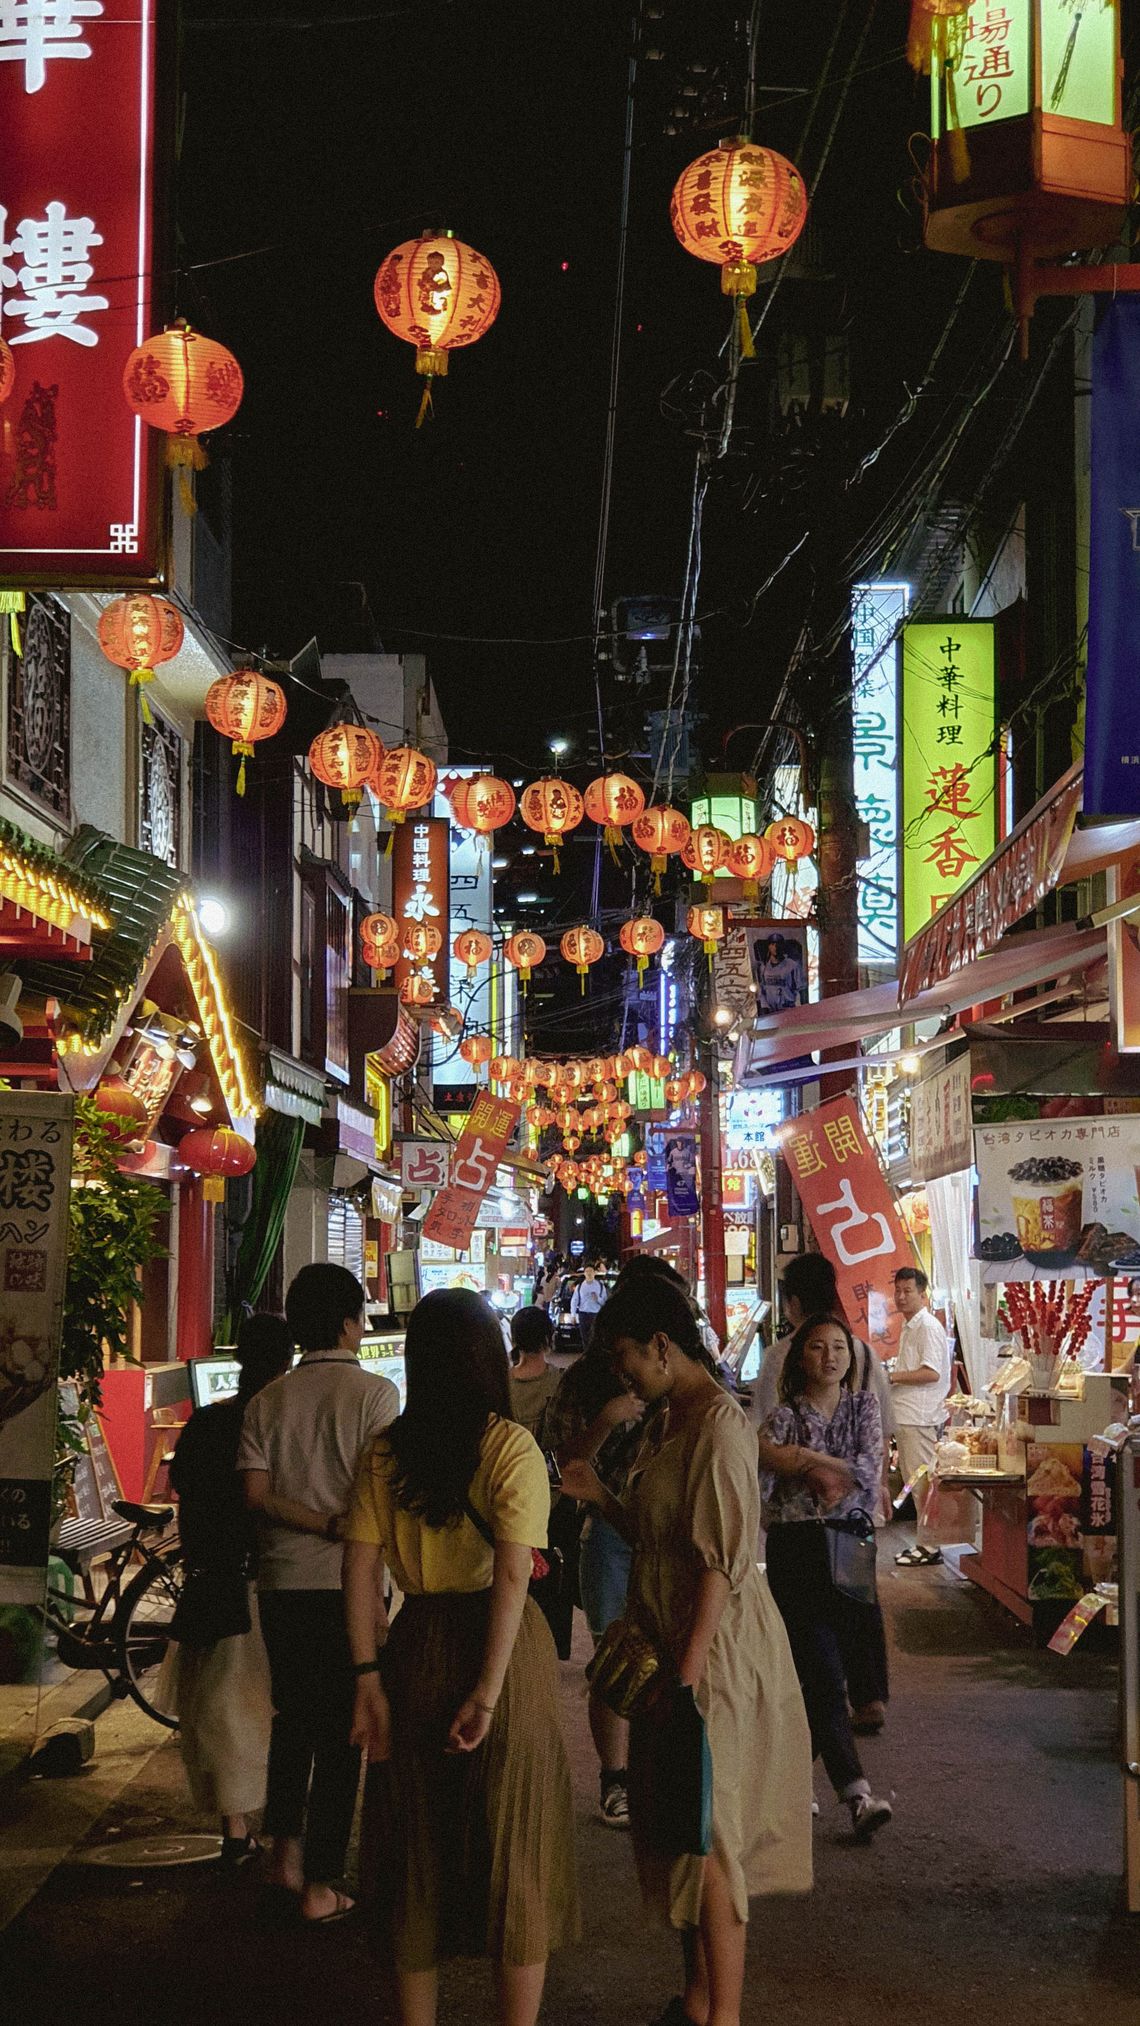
[563, 1278, 811, 2026]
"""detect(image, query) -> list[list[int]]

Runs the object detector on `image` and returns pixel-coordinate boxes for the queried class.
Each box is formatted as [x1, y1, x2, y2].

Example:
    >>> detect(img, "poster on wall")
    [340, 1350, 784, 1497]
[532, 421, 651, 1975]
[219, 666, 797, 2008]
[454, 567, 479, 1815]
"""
[0, 1094, 75, 1604]
[664, 1134, 700, 1218]
[714, 922, 809, 1029]
[974, 1116, 1140, 1279]
[781, 1096, 913, 1352]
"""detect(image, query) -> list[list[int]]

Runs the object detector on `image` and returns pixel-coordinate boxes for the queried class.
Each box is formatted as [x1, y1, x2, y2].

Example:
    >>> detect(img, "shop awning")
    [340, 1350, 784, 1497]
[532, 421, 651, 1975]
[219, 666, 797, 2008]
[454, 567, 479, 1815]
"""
[263, 1046, 327, 1126]
[736, 919, 1107, 1082]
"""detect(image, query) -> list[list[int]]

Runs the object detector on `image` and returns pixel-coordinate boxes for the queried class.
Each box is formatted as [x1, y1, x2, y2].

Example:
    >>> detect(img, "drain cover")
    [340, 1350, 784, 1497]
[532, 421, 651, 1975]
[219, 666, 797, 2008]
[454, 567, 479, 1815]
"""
[75, 1833, 222, 1869]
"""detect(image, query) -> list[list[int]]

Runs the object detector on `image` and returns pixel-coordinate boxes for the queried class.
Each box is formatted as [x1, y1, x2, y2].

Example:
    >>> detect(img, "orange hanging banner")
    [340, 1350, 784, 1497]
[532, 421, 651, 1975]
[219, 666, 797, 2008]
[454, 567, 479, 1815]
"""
[779, 1095, 914, 1356]
[421, 1089, 522, 1252]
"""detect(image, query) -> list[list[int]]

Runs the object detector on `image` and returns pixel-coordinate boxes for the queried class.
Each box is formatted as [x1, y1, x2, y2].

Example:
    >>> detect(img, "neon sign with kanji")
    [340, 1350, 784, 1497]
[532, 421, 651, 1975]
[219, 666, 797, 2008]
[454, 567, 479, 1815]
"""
[901, 620, 996, 942]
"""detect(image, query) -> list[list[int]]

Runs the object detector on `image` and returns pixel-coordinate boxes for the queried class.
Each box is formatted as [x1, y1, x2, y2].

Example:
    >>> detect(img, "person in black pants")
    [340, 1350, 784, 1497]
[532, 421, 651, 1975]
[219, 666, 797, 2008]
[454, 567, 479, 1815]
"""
[758, 1312, 893, 1842]
[238, 1265, 399, 1921]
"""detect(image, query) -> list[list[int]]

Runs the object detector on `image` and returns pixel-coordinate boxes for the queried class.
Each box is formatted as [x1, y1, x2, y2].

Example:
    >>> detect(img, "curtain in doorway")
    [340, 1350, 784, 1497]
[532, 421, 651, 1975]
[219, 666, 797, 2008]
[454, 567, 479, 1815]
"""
[927, 1167, 995, 1393]
[219, 1109, 304, 1341]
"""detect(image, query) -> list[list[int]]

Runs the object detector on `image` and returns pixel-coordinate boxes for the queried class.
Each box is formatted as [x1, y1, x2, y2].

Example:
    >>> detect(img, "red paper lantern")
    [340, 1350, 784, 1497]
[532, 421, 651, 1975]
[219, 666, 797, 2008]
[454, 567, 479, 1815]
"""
[671, 141, 807, 356]
[92, 1081, 149, 1148]
[448, 773, 517, 837]
[363, 935, 400, 981]
[619, 915, 665, 982]
[561, 926, 604, 993]
[651, 1055, 672, 1080]
[97, 594, 183, 722]
[686, 1070, 708, 1097]
[375, 746, 437, 824]
[402, 922, 442, 962]
[490, 1054, 523, 1083]
[400, 975, 436, 1008]
[309, 725, 383, 810]
[459, 1035, 494, 1073]
[632, 805, 691, 889]
[373, 231, 502, 425]
[205, 669, 287, 795]
[764, 816, 816, 867]
[454, 929, 493, 981]
[627, 1046, 653, 1074]
[665, 1077, 687, 1108]
[725, 832, 776, 898]
[505, 930, 547, 986]
[688, 825, 731, 885]
[613, 1050, 634, 1079]
[179, 1126, 256, 1202]
[362, 911, 398, 948]
[687, 902, 726, 960]
[519, 777, 584, 870]
[561, 1062, 585, 1090]
[0, 339, 14, 407]
[122, 322, 244, 499]
[584, 772, 646, 854]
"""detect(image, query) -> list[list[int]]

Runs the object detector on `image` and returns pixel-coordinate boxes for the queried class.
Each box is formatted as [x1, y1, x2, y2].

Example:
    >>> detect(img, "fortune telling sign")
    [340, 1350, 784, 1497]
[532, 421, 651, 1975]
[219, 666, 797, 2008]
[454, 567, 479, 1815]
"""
[0, 1093, 75, 1604]
[420, 1090, 521, 1253]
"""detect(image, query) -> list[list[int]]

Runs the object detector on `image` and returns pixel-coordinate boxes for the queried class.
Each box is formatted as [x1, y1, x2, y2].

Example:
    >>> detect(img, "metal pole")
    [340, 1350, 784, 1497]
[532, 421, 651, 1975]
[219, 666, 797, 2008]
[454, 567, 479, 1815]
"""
[1120, 1431, 1140, 1912]
[699, 1037, 728, 1342]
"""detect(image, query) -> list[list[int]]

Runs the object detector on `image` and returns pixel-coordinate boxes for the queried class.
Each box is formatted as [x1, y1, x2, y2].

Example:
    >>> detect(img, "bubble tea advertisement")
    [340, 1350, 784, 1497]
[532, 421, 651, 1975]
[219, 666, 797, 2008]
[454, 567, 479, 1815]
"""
[974, 1117, 1140, 1280]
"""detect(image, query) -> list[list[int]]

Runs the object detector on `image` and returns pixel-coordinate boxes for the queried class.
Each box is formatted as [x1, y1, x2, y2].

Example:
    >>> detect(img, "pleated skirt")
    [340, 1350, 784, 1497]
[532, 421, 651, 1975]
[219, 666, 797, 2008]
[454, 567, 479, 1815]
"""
[161, 1583, 273, 1818]
[361, 1590, 581, 1971]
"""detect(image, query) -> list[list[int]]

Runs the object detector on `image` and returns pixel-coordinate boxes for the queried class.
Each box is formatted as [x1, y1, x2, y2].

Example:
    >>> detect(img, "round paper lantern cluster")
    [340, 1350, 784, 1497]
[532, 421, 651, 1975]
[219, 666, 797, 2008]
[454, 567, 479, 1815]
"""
[519, 778, 584, 871]
[309, 724, 384, 810]
[671, 140, 808, 356]
[375, 746, 437, 824]
[179, 1126, 257, 1203]
[585, 772, 647, 855]
[206, 669, 287, 795]
[448, 773, 516, 837]
[122, 322, 244, 495]
[373, 231, 502, 424]
[454, 928, 493, 981]
[98, 594, 183, 722]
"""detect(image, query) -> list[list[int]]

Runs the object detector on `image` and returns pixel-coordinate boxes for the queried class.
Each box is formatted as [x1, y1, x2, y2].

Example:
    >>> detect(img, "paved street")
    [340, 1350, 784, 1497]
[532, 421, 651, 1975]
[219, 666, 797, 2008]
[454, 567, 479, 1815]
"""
[2, 1538, 1136, 2026]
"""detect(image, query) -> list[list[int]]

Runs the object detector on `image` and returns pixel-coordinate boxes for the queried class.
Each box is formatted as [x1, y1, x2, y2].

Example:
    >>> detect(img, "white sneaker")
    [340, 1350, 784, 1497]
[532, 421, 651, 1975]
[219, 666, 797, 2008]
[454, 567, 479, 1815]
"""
[849, 1793, 892, 1841]
[600, 1778, 630, 1828]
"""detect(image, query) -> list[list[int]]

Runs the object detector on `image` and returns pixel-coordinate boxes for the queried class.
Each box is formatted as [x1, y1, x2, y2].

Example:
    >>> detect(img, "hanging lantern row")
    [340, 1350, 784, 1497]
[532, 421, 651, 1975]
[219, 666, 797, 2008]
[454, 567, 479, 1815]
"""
[632, 804, 691, 892]
[454, 928, 493, 982]
[309, 724, 384, 810]
[765, 816, 816, 868]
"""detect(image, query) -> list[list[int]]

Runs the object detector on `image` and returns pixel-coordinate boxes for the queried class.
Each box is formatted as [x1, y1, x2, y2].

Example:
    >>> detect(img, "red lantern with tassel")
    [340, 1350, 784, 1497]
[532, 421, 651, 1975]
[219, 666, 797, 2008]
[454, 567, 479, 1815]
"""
[725, 832, 776, 899]
[619, 915, 665, 982]
[665, 1077, 687, 1108]
[92, 1081, 149, 1148]
[454, 928, 493, 982]
[402, 922, 442, 963]
[687, 902, 726, 965]
[97, 594, 183, 723]
[448, 773, 517, 837]
[584, 773, 646, 857]
[632, 805, 690, 892]
[688, 825, 732, 886]
[374, 746, 437, 824]
[179, 1126, 256, 1202]
[309, 725, 383, 810]
[505, 930, 547, 989]
[363, 935, 400, 981]
[519, 778, 584, 872]
[373, 231, 501, 426]
[670, 141, 807, 358]
[764, 815, 816, 869]
[560, 926, 604, 993]
[206, 670, 287, 795]
[122, 322, 243, 510]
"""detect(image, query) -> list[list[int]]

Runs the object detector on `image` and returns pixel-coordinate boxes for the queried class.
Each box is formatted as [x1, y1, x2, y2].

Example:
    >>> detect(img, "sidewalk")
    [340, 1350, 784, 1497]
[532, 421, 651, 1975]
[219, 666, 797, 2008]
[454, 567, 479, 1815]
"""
[2, 1531, 1136, 2026]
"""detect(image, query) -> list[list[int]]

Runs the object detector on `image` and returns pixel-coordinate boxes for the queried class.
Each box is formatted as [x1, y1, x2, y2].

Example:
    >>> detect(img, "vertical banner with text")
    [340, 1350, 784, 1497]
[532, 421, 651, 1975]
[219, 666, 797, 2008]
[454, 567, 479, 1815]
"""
[0, 1093, 74, 1604]
[901, 618, 997, 942]
[421, 1090, 521, 1253]
[781, 1096, 913, 1353]
[1086, 300, 1140, 818]
[392, 816, 451, 1004]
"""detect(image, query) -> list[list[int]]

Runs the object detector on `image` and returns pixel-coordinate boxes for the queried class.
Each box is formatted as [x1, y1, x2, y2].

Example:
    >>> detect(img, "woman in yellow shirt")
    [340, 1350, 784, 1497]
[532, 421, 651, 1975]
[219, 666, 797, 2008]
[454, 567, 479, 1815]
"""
[344, 1287, 579, 2026]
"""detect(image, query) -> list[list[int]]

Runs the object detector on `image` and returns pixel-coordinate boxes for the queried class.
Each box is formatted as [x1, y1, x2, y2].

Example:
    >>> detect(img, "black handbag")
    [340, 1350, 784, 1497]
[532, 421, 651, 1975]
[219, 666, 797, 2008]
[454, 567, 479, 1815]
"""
[170, 1561, 252, 1648]
[462, 1496, 567, 1625]
[822, 1509, 878, 1606]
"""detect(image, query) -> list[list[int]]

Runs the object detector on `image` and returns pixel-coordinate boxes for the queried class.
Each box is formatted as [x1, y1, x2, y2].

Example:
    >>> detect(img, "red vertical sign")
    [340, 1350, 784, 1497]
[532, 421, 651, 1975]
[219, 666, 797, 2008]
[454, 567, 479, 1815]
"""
[392, 816, 451, 1004]
[781, 1096, 914, 1353]
[421, 1090, 521, 1252]
[0, 0, 163, 585]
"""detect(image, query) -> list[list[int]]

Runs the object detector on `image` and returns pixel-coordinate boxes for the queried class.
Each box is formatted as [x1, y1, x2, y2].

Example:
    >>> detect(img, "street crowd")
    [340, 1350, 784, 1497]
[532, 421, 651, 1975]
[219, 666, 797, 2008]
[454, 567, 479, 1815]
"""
[164, 1248, 953, 2026]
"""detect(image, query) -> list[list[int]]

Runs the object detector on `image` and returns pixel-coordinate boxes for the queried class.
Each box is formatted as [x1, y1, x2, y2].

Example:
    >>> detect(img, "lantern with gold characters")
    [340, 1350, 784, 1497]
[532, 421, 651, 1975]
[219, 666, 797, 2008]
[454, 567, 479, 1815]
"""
[459, 1033, 494, 1073]
[206, 669, 287, 795]
[561, 926, 604, 993]
[687, 903, 726, 966]
[448, 773, 517, 838]
[671, 140, 808, 357]
[309, 725, 384, 811]
[98, 594, 184, 724]
[122, 321, 244, 507]
[519, 778, 584, 873]
[375, 746, 437, 827]
[725, 832, 776, 899]
[584, 773, 647, 856]
[373, 230, 502, 426]
[453, 929, 493, 983]
[632, 805, 691, 891]
[505, 930, 547, 990]
[179, 1126, 256, 1203]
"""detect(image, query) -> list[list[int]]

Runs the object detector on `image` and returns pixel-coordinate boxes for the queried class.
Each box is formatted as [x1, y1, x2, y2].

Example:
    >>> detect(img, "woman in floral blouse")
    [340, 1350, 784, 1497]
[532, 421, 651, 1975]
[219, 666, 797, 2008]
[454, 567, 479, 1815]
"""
[758, 1313, 893, 1842]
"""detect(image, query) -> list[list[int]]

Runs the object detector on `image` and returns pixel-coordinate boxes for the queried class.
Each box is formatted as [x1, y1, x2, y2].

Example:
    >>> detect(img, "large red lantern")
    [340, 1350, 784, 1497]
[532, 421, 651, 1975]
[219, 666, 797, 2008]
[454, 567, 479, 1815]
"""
[619, 915, 665, 983]
[93, 1081, 150, 1149]
[402, 922, 442, 963]
[561, 926, 604, 993]
[97, 594, 183, 722]
[665, 1077, 687, 1108]
[459, 1033, 494, 1071]
[454, 929, 493, 982]
[686, 1070, 708, 1097]
[122, 322, 244, 500]
[651, 1054, 672, 1080]
[505, 930, 547, 988]
[519, 778, 584, 872]
[490, 1055, 523, 1084]
[765, 816, 816, 868]
[400, 975, 436, 1008]
[671, 141, 808, 357]
[362, 911, 398, 949]
[373, 231, 502, 425]
[687, 902, 726, 963]
[179, 1126, 257, 1203]
[584, 773, 646, 855]
[205, 669, 287, 795]
[725, 832, 776, 899]
[686, 824, 732, 886]
[375, 746, 437, 824]
[363, 935, 400, 981]
[448, 773, 517, 837]
[309, 725, 383, 810]
[632, 805, 691, 891]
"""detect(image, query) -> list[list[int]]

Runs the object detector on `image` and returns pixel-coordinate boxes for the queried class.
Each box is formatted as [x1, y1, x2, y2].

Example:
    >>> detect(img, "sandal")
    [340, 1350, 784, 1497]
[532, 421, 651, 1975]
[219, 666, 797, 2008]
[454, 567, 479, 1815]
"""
[301, 1889, 355, 1925]
[894, 1545, 942, 1567]
[219, 1832, 261, 1869]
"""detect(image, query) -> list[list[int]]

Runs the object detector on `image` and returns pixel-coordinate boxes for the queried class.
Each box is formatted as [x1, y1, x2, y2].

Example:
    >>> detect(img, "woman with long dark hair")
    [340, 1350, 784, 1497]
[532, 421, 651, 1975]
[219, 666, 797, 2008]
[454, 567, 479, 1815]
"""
[562, 1280, 811, 2026]
[344, 1288, 579, 2026]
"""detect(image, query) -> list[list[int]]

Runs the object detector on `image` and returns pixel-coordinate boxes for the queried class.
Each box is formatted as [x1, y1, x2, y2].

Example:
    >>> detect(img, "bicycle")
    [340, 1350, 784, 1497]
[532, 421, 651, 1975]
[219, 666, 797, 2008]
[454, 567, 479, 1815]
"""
[46, 1499, 185, 1728]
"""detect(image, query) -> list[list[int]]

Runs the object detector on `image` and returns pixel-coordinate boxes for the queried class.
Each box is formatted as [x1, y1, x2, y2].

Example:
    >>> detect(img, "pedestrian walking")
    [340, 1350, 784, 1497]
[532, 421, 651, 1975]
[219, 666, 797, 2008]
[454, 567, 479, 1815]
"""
[613, 1253, 722, 1364]
[758, 1312, 894, 1841]
[166, 1313, 293, 1866]
[344, 1288, 579, 2026]
[237, 1263, 399, 1923]
[533, 1255, 561, 1312]
[570, 1260, 606, 1346]
[545, 1329, 647, 1826]
[889, 1265, 953, 1568]
[562, 1278, 811, 2026]
[507, 1305, 561, 1442]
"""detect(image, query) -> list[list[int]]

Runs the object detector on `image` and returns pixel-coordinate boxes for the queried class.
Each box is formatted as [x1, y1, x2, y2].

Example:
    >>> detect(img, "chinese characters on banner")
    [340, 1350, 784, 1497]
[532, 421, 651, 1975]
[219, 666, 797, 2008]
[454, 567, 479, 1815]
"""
[909, 1056, 973, 1183]
[433, 774, 494, 1094]
[782, 1097, 913, 1351]
[0, 0, 163, 584]
[851, 581, 907, 967]
[421, 1090, 521, 1252]
[0, 1093, 74, 1604]
[944, 1, 1031, 131]
[900, 619, 997, 944]
[392, 817, 451, 1003]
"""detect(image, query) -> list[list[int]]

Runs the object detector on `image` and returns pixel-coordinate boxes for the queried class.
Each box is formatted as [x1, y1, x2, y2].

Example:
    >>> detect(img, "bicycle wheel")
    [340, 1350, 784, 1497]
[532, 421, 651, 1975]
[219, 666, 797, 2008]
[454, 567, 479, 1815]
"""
[115, 1547, 184, 1728]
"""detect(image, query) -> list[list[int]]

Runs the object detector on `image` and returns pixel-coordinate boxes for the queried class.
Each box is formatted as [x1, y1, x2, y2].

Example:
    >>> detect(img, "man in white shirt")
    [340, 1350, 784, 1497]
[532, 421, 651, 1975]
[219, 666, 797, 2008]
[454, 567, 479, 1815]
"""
[890, 1265, 952, 1568]
[570, 1262, 607, 1347]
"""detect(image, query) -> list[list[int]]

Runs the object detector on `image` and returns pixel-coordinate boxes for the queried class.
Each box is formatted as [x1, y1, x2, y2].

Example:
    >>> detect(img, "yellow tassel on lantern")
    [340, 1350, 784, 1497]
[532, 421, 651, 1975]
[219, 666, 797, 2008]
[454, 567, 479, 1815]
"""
[166, 434, 208, 517]
[578, 965, 587, 996]
[130, 665, 155, 725]
[546, 833, 562, 875]
[233, 739, 254, 797]
[637, 956, 648, 984]
[384, 829, 395, 857]
[202, 1174, 225, 1203]
[736, 297, 756, 360]
[414, 345, 448, 430]
[0, 590, 25, 656]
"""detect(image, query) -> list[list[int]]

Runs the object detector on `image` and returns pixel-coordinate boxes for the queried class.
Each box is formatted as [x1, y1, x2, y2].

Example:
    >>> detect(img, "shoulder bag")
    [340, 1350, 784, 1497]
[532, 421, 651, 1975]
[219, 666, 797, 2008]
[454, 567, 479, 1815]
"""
[462, 1494, 566, 1618]
[792, 1404, 879, 1607]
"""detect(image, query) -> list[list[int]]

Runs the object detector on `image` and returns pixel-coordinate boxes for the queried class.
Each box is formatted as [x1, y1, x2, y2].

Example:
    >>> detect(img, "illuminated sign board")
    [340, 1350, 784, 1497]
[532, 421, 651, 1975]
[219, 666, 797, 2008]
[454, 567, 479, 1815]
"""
[627, 1071, 666, 1115]
[933, 2, 1115, 138]
[690, 788, 758, 876]
[0, 0, 164, 586]
[852, 581, 907, 967]
[433, 774, 493, 1091]
[392, 817, 451, 1003]
[901, 619, 997, 944]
